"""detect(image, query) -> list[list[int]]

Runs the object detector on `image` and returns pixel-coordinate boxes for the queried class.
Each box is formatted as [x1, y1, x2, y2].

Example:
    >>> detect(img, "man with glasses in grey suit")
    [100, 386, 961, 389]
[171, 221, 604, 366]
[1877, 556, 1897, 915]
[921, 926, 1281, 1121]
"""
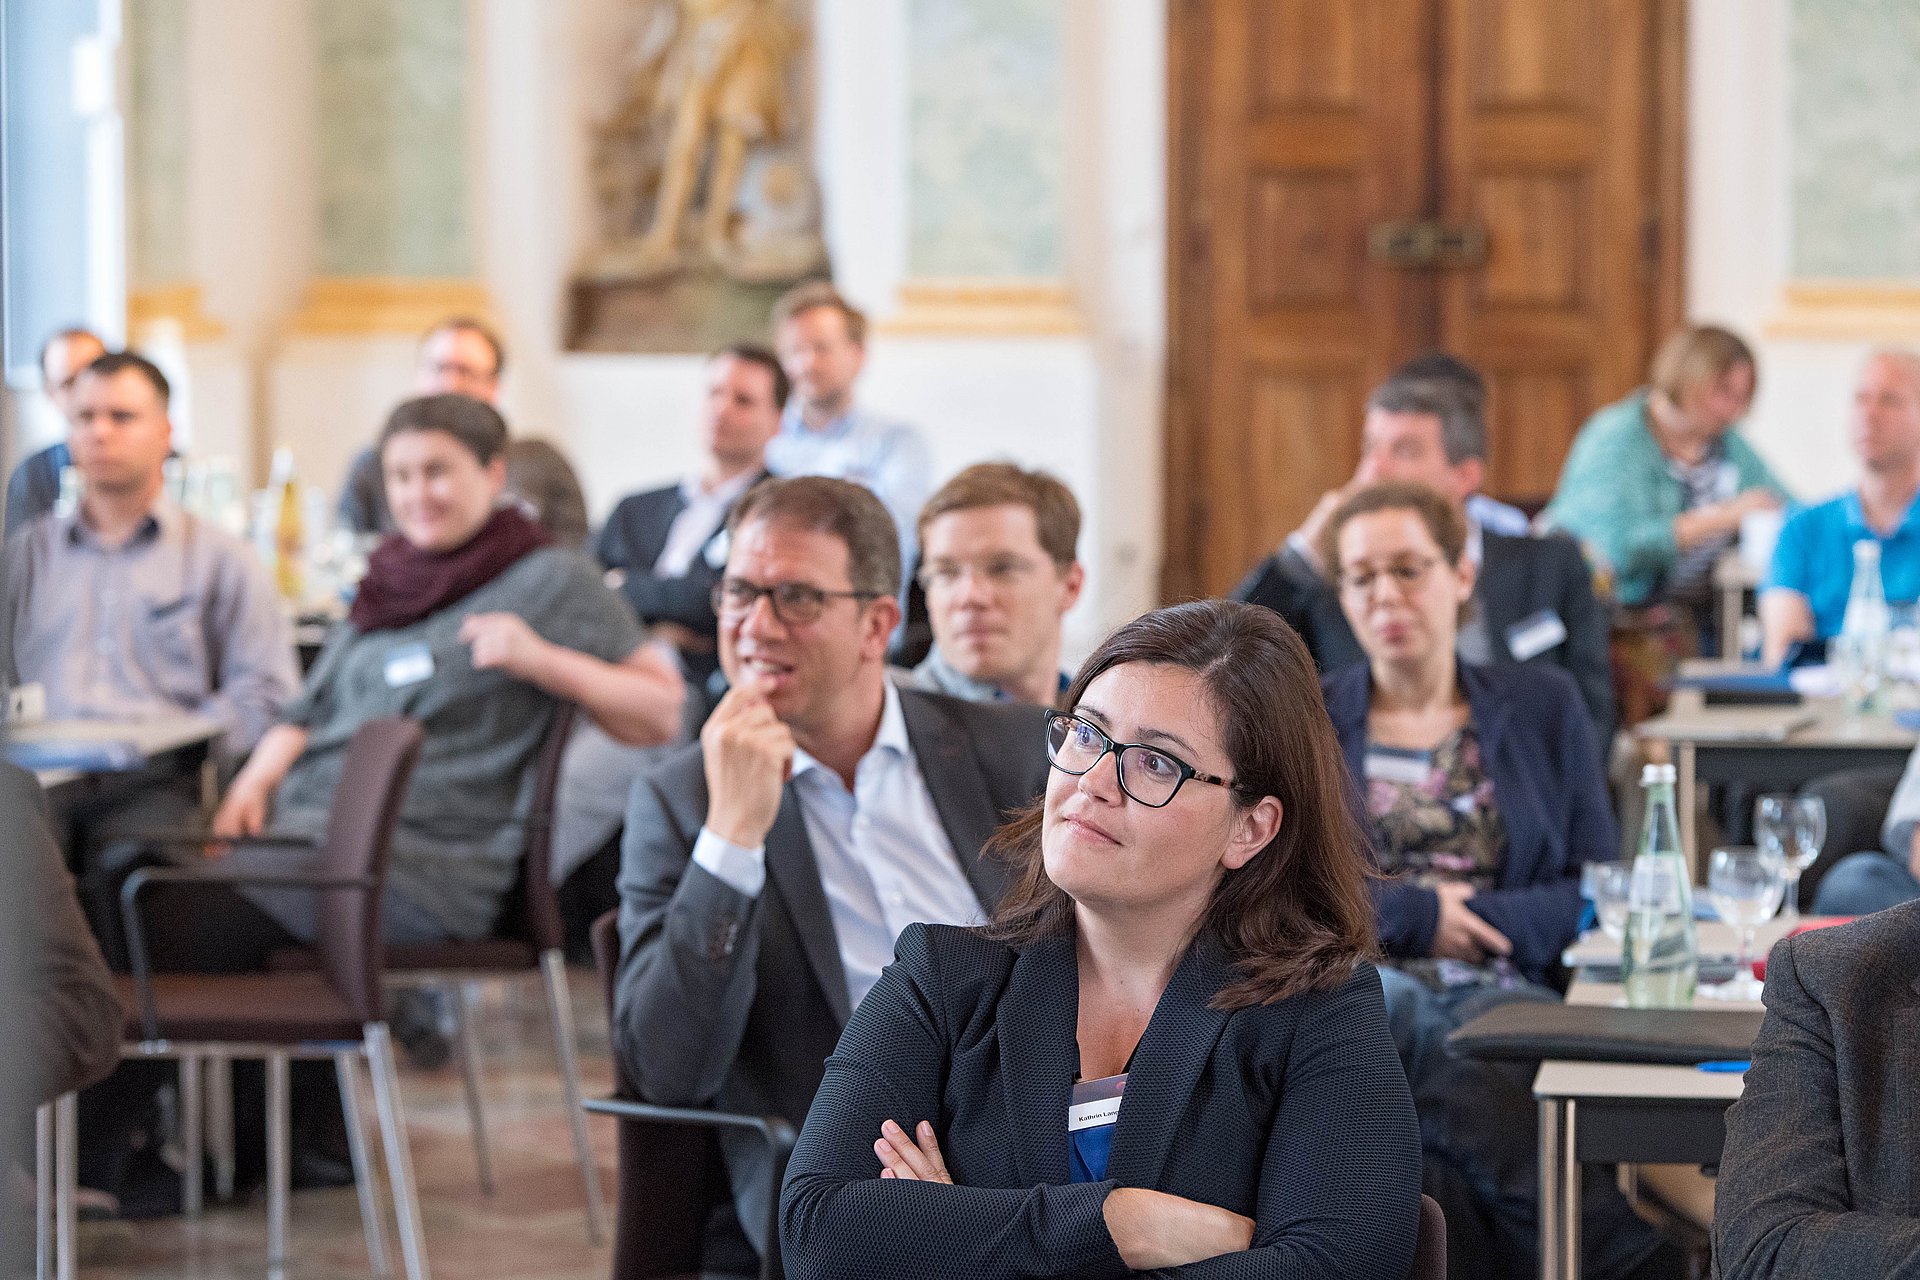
[612, 476, 1048, 1274]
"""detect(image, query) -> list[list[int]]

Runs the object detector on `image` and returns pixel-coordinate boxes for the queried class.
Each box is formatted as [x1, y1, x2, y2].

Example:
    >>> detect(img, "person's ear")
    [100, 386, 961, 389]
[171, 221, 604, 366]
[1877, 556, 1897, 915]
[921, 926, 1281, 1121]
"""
[1058, 561, 1086, 615]
[1221, 796, 1282, 872]
[1454, 551, 1479, 603]
[484, 454, 509, 496]
[1452, 457, 1486, 503]
[861, 592, 902, 660]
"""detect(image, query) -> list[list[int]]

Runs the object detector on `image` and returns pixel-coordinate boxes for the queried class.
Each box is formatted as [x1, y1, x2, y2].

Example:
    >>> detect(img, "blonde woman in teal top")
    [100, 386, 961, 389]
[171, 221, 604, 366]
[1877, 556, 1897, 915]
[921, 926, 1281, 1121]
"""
[1543, 325, 1788, 606]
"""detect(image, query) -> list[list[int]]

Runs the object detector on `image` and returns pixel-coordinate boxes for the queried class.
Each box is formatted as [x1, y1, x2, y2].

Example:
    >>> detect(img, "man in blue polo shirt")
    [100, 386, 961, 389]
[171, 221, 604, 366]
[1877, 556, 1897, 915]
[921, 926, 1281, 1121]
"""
[1761, 349, 1920, 666]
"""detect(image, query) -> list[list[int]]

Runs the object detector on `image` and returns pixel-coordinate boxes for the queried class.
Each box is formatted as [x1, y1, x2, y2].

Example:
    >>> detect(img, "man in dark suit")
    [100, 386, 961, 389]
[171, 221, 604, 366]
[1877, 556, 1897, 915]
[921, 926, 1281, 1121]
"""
[1232, 370, 1616, 745]
[1713, 902, 1920, 1277]
[596, 343, 786, 698]
[5, 326, 106, 537]
[613, 475, 1049, 1268]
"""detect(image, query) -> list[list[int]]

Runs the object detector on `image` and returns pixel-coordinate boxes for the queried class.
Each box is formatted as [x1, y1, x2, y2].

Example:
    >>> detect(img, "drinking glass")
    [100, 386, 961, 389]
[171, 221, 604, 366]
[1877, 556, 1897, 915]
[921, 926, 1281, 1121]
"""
[1755, 794, 1814, 920]
[1703, 847, 1785, 1001]
[1580, 861, 1633, 946]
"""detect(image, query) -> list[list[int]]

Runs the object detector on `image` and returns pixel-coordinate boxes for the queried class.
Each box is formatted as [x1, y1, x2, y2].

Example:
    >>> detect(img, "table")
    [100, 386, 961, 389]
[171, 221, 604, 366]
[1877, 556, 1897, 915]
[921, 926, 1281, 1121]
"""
[1531, 947, 1771, 1280]
[10, 716, 223, 799]
[1635, 691, 1915, 877]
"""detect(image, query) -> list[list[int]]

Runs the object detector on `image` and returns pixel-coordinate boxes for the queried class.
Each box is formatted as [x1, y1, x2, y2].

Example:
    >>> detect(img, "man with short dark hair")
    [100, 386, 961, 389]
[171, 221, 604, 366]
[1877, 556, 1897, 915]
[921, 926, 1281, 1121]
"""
[336, 316, 509, 534]
[597, 344, 789, 690]
[4, 353, 297, 761]
[768, 283, 931, 571]
[907, 462, 1083, 705]
[612, 475, 1047, 1269]
[1233, 369, 1616, 744]
[5, 326, 108, 537]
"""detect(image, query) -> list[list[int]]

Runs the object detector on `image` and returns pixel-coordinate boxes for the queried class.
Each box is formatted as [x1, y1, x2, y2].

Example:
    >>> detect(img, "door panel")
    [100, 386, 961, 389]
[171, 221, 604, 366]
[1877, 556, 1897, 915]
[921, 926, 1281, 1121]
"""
[1167, 0, 1432, 599]
[1165, 0, 1683, 599]
[1440, 0, 1663, 504]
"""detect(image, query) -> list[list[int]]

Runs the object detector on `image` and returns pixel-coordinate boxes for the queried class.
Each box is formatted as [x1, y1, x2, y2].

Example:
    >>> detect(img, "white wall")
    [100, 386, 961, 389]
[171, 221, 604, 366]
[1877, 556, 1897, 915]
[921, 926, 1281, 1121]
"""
[1687, 0, 1891, 503]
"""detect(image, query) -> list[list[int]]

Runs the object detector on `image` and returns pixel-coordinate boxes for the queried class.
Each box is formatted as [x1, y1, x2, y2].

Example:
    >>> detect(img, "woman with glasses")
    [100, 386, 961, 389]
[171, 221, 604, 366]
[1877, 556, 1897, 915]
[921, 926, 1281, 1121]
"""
[780, 600, 1421, 1280]
[1320, 482, 1683, 1280]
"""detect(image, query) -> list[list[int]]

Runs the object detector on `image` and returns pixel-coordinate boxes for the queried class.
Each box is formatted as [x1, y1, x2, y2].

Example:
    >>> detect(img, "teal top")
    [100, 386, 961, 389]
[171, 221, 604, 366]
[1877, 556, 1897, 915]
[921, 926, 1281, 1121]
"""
[1542, 390, 1788, 606]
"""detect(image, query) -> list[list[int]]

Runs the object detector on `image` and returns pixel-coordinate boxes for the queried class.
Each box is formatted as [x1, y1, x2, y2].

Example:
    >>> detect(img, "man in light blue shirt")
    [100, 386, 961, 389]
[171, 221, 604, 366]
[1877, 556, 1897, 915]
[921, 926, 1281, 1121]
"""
[613, 476, 1047, 1265]
[767, 282, 933, 571]
[1761, 350, 1920, 666]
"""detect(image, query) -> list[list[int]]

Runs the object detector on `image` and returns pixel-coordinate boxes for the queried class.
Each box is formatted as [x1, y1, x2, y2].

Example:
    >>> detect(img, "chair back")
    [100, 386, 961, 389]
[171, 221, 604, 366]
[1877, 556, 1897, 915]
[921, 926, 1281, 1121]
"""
[518, 703, 576, 953]
[1411, 1192, 1447, 1280]
[313, 716, 425, 1022]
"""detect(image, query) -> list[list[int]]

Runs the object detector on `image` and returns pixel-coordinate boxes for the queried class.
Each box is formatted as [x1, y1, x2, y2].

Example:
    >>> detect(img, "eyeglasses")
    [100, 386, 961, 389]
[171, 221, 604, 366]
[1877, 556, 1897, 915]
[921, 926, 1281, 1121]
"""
[1338, 556, 1441, 596]
[1043, 711, 1243, 808]
[712, 577, 878, 626]
[917, 555, 1041, 592]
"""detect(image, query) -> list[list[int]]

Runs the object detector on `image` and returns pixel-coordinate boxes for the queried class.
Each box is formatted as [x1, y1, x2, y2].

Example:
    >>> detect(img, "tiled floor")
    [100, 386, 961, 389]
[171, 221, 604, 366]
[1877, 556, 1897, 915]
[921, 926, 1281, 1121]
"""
[85, 973, 619, 1280]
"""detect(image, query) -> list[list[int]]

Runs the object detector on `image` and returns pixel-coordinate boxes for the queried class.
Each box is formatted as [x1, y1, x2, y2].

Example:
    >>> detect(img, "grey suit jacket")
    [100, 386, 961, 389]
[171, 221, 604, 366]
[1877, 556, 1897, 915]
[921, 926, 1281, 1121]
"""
[1713, 900, 1920, 1278]
[611, 686, 1049, 1249]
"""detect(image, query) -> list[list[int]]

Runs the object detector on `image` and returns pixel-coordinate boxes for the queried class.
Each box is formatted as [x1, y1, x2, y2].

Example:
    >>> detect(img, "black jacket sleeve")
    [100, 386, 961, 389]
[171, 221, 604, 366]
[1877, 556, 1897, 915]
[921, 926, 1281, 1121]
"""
[781, 925, 1131, 1280]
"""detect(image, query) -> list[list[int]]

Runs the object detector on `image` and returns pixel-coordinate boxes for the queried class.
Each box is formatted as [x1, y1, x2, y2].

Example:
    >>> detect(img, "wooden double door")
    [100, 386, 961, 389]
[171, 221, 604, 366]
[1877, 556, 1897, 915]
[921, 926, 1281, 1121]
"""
[1164, 0, 1686, 599]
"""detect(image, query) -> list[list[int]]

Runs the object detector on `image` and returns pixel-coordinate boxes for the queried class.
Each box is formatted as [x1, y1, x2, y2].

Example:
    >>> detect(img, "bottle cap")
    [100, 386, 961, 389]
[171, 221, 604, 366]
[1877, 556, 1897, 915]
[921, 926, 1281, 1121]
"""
[1640, 762, 1677, 785]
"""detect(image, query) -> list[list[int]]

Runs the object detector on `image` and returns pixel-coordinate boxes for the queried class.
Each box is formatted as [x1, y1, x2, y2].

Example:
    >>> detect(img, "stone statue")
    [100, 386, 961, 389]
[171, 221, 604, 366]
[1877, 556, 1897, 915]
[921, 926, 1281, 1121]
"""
[588, 0, 826, 284]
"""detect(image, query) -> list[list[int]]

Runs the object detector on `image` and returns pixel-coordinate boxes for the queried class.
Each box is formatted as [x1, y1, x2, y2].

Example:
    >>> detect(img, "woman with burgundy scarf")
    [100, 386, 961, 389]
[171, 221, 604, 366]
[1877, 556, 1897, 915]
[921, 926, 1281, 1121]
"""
[171, 394, 686, 954]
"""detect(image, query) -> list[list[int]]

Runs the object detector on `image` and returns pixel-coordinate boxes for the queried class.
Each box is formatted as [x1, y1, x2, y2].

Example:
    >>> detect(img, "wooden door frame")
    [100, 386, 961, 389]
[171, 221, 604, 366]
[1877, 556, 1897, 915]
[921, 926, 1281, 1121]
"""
[1160, 0, 1689, 604]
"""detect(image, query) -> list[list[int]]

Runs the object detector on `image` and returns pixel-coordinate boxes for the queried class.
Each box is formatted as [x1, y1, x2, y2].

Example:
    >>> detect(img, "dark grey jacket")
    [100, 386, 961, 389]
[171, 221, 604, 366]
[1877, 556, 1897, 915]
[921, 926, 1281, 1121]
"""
[1713, 901, 1920, 1278]
[612, 687, 1048, 1248]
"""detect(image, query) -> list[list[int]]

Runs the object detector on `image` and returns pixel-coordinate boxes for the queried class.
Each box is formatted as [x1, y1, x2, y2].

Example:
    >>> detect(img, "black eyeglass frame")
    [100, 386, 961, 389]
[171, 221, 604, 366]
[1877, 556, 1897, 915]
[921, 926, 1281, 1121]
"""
[1043, 710, 1247, 808]
[711, 576, 880, 627]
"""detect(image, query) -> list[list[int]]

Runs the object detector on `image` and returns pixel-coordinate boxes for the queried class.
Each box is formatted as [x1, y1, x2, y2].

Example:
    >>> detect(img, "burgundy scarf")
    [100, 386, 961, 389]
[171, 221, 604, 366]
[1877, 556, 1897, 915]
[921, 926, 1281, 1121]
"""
[349, 505, 553, 633]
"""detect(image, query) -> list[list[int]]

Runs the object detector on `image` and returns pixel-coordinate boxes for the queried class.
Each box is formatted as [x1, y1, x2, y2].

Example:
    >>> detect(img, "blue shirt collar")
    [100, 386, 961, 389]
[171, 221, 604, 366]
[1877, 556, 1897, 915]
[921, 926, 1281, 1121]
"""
[1841, 488, 1920, 538]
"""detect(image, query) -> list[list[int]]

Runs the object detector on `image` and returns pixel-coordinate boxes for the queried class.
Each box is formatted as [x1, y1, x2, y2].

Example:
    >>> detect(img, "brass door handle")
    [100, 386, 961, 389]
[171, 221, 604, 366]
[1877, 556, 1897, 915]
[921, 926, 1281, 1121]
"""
[1367, 221, 1488, 269]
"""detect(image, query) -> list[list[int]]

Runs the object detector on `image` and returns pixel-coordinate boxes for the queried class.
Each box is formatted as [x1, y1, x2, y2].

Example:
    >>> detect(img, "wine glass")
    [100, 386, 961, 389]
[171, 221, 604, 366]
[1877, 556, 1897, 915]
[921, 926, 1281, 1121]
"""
[1754, 794, 1798, 919]
[1703, 847, 1785, 1001]
[1790, 796, 1827, 918]
[1581, 861, 1633, 948]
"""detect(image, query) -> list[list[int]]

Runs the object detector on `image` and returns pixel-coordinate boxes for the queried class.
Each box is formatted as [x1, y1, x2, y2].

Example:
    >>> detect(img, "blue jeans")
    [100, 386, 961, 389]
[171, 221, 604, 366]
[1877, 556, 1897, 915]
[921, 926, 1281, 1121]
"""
[1810, 850, 1920, 916]
[1377, 967, 1680, 1280]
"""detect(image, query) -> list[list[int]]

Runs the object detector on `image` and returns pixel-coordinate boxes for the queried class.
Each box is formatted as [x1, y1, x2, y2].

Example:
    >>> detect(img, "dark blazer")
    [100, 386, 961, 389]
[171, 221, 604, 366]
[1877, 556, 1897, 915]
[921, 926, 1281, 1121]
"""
[613, 687, 1049, 1250]
[596, 474, 768, 635]
[1713, 903, 1920, 1279]
[780, 924, 1422, 1280]
[4, 441, 68, 539]
[1323, 661, 1616, 984]
[1234, 528, 1617, 747]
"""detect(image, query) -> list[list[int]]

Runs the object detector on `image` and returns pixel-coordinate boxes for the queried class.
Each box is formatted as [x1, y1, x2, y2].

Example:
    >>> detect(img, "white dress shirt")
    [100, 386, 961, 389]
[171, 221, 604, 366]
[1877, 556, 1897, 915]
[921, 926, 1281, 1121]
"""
[690, 681, 984, 1010]
[654, 470, 756, 578]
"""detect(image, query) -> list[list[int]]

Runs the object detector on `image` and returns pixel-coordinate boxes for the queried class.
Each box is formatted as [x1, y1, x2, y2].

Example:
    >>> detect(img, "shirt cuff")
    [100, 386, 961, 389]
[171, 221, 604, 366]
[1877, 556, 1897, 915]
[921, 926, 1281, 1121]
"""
[692, 827, 768, 899]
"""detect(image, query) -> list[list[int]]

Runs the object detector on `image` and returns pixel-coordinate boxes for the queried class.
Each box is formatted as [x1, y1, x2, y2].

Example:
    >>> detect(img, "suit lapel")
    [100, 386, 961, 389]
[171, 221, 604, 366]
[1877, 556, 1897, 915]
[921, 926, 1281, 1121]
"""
[1104, 942, 1236, 1186]
[1476, 533, 1521, 642]
[899, 690, 1014, 910]
[761, 786, 853, 1025]
[997, 936, 1080, 1187]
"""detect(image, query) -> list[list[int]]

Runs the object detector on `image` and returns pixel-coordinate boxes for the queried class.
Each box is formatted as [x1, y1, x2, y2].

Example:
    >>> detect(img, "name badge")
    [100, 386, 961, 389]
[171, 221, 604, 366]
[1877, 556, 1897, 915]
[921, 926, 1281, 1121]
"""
[1067, 1073, 1127, 1133]
[1506, 609, 1568, 662]
[383, 641, 435, 688]
[1364, 745, 1433, 786]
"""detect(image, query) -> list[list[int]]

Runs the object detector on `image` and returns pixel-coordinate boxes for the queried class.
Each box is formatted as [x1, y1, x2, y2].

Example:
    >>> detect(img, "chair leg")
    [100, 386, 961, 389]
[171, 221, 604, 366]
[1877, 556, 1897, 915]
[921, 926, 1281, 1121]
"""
[54, 1092, 76, 1280]
[266, 1052, 291, 1277]
[366, 1024, 432, 1280]
[35, 1102, 52, 1280]
[541, 950, 608, 1246]
[179, 1053, 203, 1216]
[208, 1050, 236, 1202]
[337, 1050, 392, 1277]
[446, 982, 496, 1194]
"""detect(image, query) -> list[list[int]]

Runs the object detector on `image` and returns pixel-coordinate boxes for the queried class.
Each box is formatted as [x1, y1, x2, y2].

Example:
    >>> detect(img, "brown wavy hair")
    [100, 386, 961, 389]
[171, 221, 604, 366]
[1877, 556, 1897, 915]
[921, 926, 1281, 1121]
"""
[980, 600, 1377, 1008]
